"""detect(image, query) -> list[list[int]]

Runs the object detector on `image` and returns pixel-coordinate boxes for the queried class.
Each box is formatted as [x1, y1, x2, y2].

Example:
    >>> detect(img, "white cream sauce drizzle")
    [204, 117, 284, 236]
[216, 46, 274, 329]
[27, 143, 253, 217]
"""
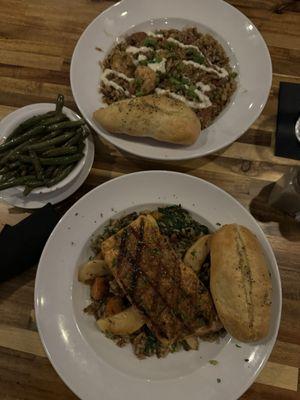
[196, 81, 211, 92]
[101, 69, 133, 95]
[166, 37, 204, 56]
[126, 46, 152, 55]
[155, 88, 211, 109]
[138, 54, 147, 61]
[183, 60, 228, 78]
[147, 31, 164, 38]
[147, 58, 166, 73]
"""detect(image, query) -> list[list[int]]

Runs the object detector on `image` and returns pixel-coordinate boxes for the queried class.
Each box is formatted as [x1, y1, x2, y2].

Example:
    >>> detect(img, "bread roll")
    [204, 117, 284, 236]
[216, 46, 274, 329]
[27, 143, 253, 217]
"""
[93, 95, 201, 145]
[210, 224, 272, 342]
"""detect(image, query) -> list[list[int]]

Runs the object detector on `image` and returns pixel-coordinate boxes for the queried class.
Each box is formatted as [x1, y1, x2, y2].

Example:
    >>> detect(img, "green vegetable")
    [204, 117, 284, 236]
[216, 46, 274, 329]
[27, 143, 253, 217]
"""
[26, 130, 77, 151]
[0, 176, 43, 191]
[230, 71, 238, 79]
[0, 125, 46, 152]
[46, 164, 74, 187]
[42, 146, 78, 157]
[143, 37, 157, 48]
[157, 205, 209, 257]
[46, 119, 84, 132]
[138, 59, 148, 66]
[186, 48, 204, 64]
[5, 111, 56, 143]
[163, 41, 176, 50]
[29, 150, 43, 180]
[55, 94, 65, 114]
[209, 359, 219, 366]
[40, 153, 83, 165]
[192, 53, 204, 64]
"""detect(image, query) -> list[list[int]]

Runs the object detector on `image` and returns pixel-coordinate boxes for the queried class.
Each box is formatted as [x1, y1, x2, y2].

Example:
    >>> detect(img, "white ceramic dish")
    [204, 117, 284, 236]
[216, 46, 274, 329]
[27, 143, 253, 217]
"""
[71, 0, 272, 161]
[0, 132, 94, 209]
[35, 171, 281, 400]
[0, 103, 88, 194]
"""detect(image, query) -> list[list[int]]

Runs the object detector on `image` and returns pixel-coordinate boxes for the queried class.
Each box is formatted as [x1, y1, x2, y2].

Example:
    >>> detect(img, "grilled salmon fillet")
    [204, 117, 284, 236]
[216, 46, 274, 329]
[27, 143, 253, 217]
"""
[101, 214, 221, 344]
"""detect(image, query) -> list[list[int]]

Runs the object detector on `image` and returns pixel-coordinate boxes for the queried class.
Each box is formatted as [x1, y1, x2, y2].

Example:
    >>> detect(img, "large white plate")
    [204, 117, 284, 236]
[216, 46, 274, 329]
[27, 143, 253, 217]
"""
[35, 171, 281, 400]
[70, 0, 272, 161]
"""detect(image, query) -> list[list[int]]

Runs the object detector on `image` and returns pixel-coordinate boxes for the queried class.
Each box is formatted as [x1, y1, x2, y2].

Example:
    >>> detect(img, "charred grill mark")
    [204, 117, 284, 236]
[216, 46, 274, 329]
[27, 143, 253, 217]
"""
[128, 221, 145, 295]
[116, 227, 129, 268]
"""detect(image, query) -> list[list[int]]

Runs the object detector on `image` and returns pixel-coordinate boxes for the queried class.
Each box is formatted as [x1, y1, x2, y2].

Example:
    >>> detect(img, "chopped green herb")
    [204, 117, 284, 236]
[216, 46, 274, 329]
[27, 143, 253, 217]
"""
[157, 205, 209, 257]
[191, 250, 197, 257]
[209, 359, 218, 366]
[235, 344, 242, 348]
[143, 37, 157, 48]
[135, 90, 144, 97]
[230, 71, 238, 79]
[186, 48, 204, 64]
[112, 257, 117, 267]
[217, 378, 221, 383]
[139, 59, 148, 66]
[192, 53, 205, 64]
[163, 41, 176, 50]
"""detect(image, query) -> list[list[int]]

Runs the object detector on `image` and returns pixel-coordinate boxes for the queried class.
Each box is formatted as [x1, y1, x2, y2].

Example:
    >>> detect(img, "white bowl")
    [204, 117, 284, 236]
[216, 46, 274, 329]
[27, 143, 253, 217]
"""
[70, 0, 272, 161]
[0, 103, 88, 194]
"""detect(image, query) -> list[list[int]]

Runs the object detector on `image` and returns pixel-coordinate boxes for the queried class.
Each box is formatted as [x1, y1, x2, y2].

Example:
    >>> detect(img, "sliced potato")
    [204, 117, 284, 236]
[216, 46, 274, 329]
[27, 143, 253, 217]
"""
[97, 306, 145, 335]
[184, 336, 199, 350]
[184, 234, 211, 273]
[78, 259, 110, 283]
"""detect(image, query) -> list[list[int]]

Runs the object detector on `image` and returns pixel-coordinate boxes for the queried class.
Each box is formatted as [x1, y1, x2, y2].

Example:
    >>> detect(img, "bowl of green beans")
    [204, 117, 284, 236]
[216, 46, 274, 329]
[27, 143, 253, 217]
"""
[0, 95, 90, 196]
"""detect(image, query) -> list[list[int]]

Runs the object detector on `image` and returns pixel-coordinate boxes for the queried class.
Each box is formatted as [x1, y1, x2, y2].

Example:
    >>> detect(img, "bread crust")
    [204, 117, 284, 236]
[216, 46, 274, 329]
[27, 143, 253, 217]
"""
[210, 224, 272, 342]
[93, 95, 201, 145]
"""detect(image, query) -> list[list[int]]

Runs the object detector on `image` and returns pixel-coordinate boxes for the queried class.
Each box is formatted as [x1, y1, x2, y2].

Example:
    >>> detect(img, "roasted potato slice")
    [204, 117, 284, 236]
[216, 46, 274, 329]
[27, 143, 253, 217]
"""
[97, 306, 145, 335]
[184, 234, 211, 273]
[78, 259, 110, 283]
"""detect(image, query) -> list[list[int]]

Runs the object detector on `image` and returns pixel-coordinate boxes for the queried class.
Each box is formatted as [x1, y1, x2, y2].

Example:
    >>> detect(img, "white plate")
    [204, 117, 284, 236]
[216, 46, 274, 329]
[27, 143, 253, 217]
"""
[0, 103, 88, 194]
[35, 171, 281, 400]
[70, 0, 272, 161]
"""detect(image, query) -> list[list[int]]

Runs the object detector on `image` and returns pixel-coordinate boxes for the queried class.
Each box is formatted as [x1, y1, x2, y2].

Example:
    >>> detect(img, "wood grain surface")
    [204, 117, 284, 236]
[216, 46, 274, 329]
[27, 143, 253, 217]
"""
[0, 0, 299, 399]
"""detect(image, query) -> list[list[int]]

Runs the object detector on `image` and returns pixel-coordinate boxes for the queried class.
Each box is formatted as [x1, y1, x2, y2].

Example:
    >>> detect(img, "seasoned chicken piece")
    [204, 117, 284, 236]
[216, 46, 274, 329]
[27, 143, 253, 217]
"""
[101, 215, 221, 344]
[110, 51, 135, 76]
[135, 66, 156, 94]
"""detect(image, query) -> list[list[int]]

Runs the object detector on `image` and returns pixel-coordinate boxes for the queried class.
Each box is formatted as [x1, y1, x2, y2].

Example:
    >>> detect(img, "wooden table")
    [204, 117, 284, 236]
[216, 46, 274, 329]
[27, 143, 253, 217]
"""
[0, 0, 299, 398]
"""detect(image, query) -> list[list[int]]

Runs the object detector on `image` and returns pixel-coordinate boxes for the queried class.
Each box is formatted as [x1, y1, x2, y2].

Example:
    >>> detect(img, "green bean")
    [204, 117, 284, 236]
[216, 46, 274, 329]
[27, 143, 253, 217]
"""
[0, 176, 40, 190]
[23, 182, 44, 196]
[0, 125, 46, 152]
[26, 130, 77, 151]
[6, 111, 56, 142]
[39, 153, 83, 165]
[29, 150, 43, 179]
[81, 125, 91, 139]
[40, 113, 68, 127]
[0, 170, 18, 183]
[43, 166, 56, 178]
[63, 130, 82, 147]
[42, 146, 78, 157]
[0, 137, 40, 166]
[46, 119, 84, 132]
[16, 153, 83, 165]
[55, 94, 64, 114]
[46, 164, 74, 187]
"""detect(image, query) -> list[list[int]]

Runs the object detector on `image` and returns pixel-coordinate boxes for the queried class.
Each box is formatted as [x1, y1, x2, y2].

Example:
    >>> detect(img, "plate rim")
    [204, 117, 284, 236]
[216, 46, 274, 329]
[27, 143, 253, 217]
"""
[35, 170, 282, 400]
[70, 0, 272, 161]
